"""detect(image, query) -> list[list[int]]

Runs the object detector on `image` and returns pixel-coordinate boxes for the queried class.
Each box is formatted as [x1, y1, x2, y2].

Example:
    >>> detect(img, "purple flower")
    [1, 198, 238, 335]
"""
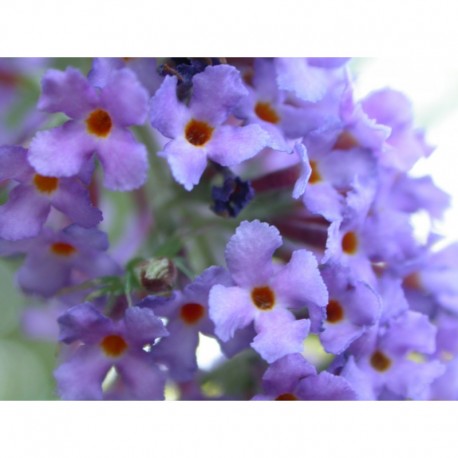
[388, 174, 450, 221]
[401, 243, 458, 315]
[55, 303, 168, 400]
[0, 145, 102, 240]
[347, 310, 445, 399]
[316, 262, 381, 355]
[150, 64, 270, 190]
[362, 89, 433, 171]
[275, 58, 348, 103]
[0, 225, 120, 297]
[140, 266, 232, 381]
[424, 313, 458, 399]
[28, 67, 149, 191]
[253, 353, 356, 400]
[296, 130, 379, 222]
[209, 220, 328, 363]
[234, 58, 308, 147]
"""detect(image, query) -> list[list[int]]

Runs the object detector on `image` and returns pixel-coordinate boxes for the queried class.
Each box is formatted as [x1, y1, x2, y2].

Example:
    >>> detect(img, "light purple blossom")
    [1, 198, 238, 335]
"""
[209, 220, 328, 363]
[347, 310, 445, 399]
[55, 303, 168, 400]
[0, 145, 102, 240]
[140, 266, 232, 381]
[0, 225, 120, 297]
[28, 66, 149, 191]
[150, 64, 270, 190]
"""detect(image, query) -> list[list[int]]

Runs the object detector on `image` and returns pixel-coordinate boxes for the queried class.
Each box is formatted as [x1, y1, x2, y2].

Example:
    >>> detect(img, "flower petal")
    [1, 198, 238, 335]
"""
[28, 121, 96, 178]
[190, 64, 248, 125]
[111, 353, 166, 400]
[151, 319, 199, 381]
[272, 249, 328, 309]
[262, 353, 316, 395]
[159, 137, 208, 191]
[0, 145, 31, 181]
[58, 302, 112, 344]
[38, 67, 98, 119]
[54, 346, 111, 400]
[124, 306, 169, 347]
[18, 249, 71, 297]
[100, 68, 149, 126]
[207, 124, 269, 167]
[150, 75, 189, 138]
[295, 371, 357, 400]
[0, 185, 50, 240]
[225, 220, 281, 287]
[51, 178, 102, 228]
[209, 285, 255, 342]
[97, 128, 148, 191]
[252, 309, 310, 363]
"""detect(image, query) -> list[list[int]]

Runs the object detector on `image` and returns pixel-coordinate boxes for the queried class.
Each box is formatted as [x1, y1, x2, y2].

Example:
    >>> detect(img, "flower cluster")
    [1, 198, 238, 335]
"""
[0, 57, 455, 400]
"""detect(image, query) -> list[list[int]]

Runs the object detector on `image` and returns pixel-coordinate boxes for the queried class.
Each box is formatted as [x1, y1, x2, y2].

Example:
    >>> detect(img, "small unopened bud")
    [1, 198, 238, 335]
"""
[138, 258, 177, 294]
[211, 175, 254, 217]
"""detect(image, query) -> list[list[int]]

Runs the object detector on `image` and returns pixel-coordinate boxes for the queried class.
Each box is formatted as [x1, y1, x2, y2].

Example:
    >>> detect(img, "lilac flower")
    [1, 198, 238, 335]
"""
[140, 266, 232, 381]
[346, 310, 444, 399]
[316, 262, 381, 355]
[0, 225, 120, 297]
[424, 313, 458, 399]
[322, 196, 421, 286]
[275, 58, 348, 104]
[401, 243, 458, 315]
[234, 58, 310, 148]
[253, 353, 356, 400]
[150, 64, 270, 190]
[388, 174, 450, 221]
[55, 303, 168, 400]
[209, 220, 328, 363]
[295, 129, 379, 222]
[0, 145, 102, 240]
[362, 89, 433, 171]
[28, 67, 149, 191]
[337, 84, 391, 155]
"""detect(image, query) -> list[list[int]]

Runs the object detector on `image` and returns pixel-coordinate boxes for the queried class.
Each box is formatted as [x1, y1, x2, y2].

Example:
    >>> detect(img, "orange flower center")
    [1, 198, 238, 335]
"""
[403, 272, 423, 290]
[100, 334, 128, 357]
[180, 303, 205, 325]
[275, 393, 298, 400]
[370, 350, 392, 372]
[251, 286, 275, 311]
[333, 131, 359, 150]
[254, 101, 280, 124]
[33, 174, 59, 194]
[86, 109, 112, 137]
[50, 242, 76, 257]
[185, 119, 214, 146]
[326, 299, 344, 323]
[309, 160, 322, 184]
[341, 231, 358, 255]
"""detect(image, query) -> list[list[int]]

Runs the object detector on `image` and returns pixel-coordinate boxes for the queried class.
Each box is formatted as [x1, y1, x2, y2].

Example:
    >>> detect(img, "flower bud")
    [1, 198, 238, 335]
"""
[138, 258, 177, 294]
